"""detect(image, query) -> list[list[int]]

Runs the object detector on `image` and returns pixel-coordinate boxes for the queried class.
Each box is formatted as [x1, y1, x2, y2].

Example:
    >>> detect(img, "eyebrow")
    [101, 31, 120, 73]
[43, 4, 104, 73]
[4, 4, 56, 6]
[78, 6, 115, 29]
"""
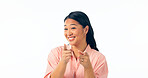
[64, 24, 77, 26]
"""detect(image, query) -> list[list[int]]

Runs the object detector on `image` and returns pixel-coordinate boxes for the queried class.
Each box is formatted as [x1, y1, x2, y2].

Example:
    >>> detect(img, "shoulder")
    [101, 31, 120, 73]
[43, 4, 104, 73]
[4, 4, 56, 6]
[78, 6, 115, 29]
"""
[89, 49, 106, 61]
[89, 49, 107, 68]
[85, 45, 106, 60]
[48, 46, 64, 57]
[47, 46, 64, 63]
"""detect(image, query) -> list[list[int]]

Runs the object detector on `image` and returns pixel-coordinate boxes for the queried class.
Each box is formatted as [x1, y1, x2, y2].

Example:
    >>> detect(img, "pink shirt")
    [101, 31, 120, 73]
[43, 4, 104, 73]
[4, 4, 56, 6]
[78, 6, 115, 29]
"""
[44, 45, 108, 78]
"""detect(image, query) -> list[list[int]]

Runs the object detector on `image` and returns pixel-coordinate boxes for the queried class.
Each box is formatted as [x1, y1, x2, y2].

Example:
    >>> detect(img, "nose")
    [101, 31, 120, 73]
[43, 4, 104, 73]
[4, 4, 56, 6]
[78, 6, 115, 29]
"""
[67, 29, 73, 36]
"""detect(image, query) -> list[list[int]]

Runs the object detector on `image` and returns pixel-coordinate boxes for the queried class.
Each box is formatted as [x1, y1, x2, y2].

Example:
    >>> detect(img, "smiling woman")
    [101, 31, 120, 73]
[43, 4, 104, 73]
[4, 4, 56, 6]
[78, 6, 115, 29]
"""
[44, 11, 108, 78]
[64, 18, 88, 47]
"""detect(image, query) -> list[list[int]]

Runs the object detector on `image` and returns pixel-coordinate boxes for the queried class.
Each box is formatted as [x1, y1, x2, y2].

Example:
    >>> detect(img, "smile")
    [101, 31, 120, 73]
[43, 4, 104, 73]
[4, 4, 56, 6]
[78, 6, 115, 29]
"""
[68, 36, 75, 41]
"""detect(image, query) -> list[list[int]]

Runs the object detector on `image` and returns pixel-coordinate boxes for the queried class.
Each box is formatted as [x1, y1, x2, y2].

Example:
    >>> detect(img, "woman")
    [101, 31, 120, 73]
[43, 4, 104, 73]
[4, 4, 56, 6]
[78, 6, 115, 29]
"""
[44, 11, 108, 78]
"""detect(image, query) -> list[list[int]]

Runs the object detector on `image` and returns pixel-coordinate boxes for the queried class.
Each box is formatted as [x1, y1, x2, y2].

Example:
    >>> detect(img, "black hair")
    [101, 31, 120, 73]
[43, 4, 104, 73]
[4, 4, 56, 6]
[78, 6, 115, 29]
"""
[64, 11, 99, 51]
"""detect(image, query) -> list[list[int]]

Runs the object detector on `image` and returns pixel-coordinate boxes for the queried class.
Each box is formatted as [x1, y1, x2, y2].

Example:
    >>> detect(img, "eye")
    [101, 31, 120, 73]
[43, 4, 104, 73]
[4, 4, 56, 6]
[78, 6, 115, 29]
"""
[64, 28, 68, 30]
[71, 27, 76, 29]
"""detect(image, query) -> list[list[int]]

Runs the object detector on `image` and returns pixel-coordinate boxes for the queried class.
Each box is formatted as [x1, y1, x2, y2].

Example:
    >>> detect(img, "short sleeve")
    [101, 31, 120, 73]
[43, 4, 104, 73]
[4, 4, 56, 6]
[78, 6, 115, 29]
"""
[44, 47, 62, 78]
[94, 55, 108, 78]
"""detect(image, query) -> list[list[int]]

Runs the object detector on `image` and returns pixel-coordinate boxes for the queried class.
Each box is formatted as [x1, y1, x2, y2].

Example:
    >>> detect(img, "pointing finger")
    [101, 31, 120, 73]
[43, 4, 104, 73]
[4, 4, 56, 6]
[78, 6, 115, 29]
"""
[84, 51, 88, 56]
[78, 50, 85, 55]
[64, 44, 67, 50]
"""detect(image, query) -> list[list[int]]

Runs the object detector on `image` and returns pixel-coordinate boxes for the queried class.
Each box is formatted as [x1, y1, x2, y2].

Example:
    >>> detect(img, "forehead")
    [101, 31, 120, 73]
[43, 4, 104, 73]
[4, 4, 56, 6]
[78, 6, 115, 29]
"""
[64, 19, 80, 25]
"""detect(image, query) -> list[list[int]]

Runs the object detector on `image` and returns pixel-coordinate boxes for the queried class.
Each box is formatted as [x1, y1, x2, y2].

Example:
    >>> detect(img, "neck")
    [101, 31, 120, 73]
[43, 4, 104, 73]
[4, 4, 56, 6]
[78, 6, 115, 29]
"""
[73, 42, 87, 52]
[71, 40, 87, 58]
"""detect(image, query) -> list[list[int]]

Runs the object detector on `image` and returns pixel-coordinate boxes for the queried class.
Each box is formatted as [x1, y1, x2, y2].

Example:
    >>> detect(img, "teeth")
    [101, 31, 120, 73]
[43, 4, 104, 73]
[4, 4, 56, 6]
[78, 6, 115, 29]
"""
[69, 38, 74, 39]
[68, 37, 75, 40]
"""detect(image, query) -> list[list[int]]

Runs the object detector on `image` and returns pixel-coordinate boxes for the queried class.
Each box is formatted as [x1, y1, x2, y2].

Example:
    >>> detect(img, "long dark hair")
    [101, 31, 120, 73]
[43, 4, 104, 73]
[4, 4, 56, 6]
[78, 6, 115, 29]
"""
[64, 11, 99, 51]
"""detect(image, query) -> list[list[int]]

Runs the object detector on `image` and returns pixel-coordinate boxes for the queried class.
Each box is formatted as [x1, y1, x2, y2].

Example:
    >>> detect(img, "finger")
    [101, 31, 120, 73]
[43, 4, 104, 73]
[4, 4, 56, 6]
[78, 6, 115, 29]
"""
[64, 44, 67, 50]
[67, 44, 72, 50]
[79, 51, 86, 59]
[65, 53, 72, 56]
[64, 50, 72, 54]
[66, 56, 71, 60]
[63, 51, 72, 55]
[79, 51, 85, 55]
[63, 54, 72, 58]
[77, 50, 83, 55]
[80, 58, 84, 62]
[79, 54, 88, 60]
[79, 54, 84, 59]
[84, 51, 88, 56]
[79, 58, 85, 63]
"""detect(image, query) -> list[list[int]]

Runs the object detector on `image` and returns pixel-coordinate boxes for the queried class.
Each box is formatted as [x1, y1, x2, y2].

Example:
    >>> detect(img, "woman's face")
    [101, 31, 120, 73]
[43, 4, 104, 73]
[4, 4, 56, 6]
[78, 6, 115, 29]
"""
[64, 19, 88, 46]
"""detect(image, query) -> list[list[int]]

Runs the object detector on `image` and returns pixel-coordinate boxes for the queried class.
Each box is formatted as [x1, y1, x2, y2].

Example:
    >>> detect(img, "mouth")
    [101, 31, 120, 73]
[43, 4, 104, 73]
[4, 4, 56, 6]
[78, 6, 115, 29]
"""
[68, 36, 75, 41]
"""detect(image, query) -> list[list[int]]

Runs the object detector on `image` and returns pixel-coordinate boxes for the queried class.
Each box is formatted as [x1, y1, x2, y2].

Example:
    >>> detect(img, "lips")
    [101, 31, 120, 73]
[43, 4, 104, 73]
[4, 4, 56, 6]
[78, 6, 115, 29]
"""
[68, 36, 75, 41]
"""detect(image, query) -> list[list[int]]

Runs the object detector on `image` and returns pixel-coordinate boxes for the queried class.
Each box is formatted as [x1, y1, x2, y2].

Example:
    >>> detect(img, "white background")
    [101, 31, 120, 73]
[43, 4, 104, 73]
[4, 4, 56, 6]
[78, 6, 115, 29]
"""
[0, 0, 148, 78]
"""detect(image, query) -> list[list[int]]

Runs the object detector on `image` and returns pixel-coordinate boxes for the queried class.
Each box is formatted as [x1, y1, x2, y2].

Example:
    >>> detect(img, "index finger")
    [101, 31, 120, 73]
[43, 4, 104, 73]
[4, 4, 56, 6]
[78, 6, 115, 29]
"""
[78, 50, 85, 55]
[84, 51, 88, 56]
[64, 44, 67, 50]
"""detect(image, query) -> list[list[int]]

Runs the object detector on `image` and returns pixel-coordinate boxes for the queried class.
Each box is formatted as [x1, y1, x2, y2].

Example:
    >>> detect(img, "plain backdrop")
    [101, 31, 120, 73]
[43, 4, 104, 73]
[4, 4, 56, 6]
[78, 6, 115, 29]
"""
[0, 0, 148, 78]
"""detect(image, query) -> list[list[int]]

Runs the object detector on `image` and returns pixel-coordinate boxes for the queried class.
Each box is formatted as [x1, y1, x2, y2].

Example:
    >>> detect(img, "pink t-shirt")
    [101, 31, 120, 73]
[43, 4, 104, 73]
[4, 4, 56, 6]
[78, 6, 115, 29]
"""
[44, 45, 108, 78]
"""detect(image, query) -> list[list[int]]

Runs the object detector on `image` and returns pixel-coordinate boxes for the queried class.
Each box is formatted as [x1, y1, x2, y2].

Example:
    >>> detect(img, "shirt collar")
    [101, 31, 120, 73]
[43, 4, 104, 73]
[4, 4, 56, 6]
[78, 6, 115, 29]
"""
[84, 44, 92, 54]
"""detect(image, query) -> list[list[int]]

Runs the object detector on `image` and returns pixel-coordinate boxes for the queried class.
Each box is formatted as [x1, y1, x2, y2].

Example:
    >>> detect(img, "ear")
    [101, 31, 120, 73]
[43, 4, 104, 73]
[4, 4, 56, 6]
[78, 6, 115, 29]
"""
[84, 26, 89, 35]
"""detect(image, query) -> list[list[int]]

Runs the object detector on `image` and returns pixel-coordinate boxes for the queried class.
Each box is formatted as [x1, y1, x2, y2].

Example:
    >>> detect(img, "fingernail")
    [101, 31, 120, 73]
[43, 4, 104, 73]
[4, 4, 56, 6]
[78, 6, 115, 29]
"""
[67, 44, 72, 50]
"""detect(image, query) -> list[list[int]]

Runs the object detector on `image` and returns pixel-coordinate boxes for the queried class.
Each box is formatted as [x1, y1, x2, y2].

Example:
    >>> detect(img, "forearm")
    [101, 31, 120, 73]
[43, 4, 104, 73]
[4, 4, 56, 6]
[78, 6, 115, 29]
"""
[50, 61, 67, 78]
[84, 65, 95, 78]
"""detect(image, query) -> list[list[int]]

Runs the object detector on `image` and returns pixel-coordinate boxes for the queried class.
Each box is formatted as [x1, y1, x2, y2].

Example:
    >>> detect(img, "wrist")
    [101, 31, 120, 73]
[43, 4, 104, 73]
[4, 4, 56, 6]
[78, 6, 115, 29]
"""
[84, 61, 92, 69]
[84, 64, 95, 78]
[84, 64, 93, 70]
[60, 59, 68, 66]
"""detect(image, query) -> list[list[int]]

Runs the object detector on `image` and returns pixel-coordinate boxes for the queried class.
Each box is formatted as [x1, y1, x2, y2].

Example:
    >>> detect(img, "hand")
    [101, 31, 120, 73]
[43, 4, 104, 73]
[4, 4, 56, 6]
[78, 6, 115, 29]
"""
[61, 44, 73, 64]
[79, 50, 92, 68]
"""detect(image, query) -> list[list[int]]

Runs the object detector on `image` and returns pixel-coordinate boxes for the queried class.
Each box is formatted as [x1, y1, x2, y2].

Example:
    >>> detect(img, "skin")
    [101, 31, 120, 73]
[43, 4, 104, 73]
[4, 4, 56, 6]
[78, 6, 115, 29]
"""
[50, 19, 95, 78]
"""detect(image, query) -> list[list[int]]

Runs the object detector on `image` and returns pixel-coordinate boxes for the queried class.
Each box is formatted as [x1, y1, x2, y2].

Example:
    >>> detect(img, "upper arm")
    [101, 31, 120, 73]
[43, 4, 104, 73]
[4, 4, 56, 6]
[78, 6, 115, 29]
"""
[93, 54, 108, 78]
[44, 47, 62, 78]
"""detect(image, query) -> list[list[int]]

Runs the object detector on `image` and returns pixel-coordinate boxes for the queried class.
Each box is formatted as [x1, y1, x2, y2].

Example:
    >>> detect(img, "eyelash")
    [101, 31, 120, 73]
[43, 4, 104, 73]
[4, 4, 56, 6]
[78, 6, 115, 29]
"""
[64, 28, 68, 30]
[72, 27, 76, 29]
[64, 27, 76, 30]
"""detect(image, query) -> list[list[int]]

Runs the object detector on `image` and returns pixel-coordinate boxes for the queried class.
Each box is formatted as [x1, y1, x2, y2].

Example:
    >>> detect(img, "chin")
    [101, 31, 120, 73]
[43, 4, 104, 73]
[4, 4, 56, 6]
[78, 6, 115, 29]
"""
[69, 42, 76, 46]
[69, 43, 74, 46]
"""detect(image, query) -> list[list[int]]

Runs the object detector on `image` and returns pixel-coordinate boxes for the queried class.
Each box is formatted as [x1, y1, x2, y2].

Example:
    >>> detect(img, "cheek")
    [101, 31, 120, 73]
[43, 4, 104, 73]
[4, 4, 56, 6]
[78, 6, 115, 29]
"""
[74, 30, 83, 36]
[64, 31, 67, 37]
[73, 30, 79, 36]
